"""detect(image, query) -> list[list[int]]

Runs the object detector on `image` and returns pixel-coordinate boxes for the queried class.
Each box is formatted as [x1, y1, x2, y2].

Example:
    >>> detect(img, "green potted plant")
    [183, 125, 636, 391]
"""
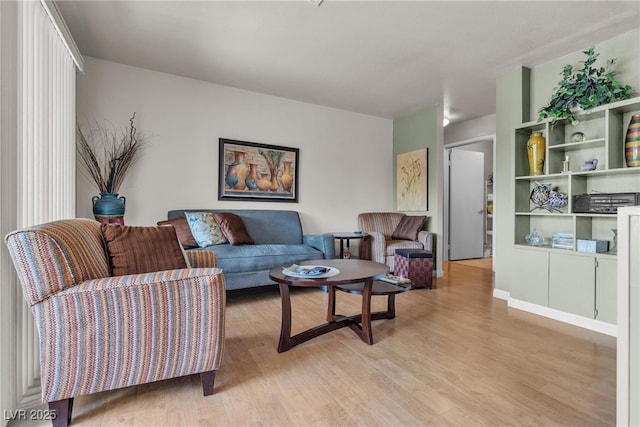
[76, 112, 148, 222]
[538, 47, 634, 126]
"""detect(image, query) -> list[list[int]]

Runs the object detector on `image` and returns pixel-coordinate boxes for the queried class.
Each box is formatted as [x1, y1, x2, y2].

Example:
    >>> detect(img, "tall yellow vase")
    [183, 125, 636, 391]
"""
[527, 132, 546, 176]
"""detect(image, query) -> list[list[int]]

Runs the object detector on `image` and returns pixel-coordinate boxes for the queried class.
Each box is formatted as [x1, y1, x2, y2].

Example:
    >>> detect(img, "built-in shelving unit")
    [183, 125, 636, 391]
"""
[484, 177, 493, 257]
[510, 97, 640, 330]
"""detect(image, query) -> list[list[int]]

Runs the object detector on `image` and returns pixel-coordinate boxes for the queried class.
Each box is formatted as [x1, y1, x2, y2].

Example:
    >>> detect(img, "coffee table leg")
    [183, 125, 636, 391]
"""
[327, 285, 336, 321]
[387, 294, 396, 319]
[278, 283, 293, 353]
[361, 279, 374, 345]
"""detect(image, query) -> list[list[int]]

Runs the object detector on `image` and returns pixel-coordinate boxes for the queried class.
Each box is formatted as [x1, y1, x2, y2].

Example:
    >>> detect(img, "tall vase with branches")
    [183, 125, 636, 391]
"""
[76, 113, 148, 222]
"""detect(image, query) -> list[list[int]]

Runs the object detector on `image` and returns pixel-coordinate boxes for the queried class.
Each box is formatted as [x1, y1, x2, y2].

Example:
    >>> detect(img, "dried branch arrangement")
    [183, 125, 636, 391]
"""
[76, 113, 148, 194]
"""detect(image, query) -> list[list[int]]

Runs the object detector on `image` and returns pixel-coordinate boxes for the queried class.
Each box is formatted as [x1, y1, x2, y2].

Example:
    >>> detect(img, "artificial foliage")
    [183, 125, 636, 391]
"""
[76, 113, 148, 194]
[538, 47, 634, 125]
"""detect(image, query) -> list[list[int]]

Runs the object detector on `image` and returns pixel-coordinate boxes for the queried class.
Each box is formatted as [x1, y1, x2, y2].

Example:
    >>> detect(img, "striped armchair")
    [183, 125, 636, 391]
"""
[5, 219, 226, 427]
[358, 212, 432, 272]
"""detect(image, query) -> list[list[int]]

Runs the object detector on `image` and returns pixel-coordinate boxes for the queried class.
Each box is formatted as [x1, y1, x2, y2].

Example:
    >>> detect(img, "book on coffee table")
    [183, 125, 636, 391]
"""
[379, 274, 411, 285]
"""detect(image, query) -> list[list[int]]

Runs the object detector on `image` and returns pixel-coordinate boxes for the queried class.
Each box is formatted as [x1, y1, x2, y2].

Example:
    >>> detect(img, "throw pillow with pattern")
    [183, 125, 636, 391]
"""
[184, 211, 228, 247]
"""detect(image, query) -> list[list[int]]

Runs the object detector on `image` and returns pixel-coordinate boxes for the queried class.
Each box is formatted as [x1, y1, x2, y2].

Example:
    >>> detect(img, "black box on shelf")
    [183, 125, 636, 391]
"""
[573, 192, 640, 214]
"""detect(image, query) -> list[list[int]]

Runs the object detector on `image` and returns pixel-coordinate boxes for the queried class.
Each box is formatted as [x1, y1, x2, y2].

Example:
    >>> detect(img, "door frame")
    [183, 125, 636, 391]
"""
[443, 134, 496, 263]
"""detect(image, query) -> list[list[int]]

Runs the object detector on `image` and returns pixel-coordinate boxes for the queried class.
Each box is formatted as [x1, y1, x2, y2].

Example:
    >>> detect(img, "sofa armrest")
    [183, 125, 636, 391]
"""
[303, 233, 336, 259]
[186, 249, 217, 268]
[361, 231, 386, 264]
[39, 268, 226, 402]
[418, 230, 433, 252]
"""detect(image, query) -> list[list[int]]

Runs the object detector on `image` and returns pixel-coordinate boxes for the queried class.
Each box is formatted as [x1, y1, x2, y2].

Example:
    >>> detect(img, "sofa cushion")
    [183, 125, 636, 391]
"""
[392, 215, 426, 241]
[204, 244, 323, 274]
[168, 210, 303, 245]
[184, 211, 228, 247]
[101, 224, 188, 276]
[212, 212, 254, 245]
[157, 216, 198, 249]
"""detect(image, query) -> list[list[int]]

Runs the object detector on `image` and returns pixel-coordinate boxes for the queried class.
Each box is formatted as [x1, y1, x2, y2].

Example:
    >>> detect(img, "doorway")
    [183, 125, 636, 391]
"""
[444, 136, 495, 262]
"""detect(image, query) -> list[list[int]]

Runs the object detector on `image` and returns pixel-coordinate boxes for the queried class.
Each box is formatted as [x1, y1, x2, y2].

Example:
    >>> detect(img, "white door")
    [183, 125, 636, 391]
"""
[449, 149, 485, 260]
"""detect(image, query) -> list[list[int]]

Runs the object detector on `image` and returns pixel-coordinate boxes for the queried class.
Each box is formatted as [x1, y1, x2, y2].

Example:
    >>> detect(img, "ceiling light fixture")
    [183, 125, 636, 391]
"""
[443, 116, 450, 127]
[309, 0, 324, 6]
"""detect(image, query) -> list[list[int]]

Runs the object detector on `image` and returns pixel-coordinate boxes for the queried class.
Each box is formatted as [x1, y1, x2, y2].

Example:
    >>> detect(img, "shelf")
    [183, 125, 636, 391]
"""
[573, 213, 618, 218]
[511, 98, 638, 328]
[515, 212, 568, 217]
[548, 138, 605, 151]
[515, 167, 639, 180]
[514, 243, 618, 258]
[572, 167, 640, 177]
[513, 98, 639, 250]
[515, 172, 570, 180]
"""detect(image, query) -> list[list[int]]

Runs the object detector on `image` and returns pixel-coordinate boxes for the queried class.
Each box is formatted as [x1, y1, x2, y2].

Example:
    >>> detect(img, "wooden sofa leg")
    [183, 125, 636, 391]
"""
[201, 370, 216, 396]
[49, 397, 73, 427]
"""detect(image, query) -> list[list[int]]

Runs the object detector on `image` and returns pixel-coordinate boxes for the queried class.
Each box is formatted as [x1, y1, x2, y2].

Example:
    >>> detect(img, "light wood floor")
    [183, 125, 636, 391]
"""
[13, 262, 615, 426]
[450, 257, 492, 270]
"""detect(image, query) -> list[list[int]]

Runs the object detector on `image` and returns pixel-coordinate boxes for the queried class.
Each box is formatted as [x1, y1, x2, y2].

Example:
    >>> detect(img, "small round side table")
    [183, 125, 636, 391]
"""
[331, 232, 368, 259]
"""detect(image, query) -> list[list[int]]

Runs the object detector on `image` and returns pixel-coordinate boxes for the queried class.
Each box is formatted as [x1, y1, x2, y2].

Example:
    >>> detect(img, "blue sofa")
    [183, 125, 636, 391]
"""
[168, 209, 335, 290]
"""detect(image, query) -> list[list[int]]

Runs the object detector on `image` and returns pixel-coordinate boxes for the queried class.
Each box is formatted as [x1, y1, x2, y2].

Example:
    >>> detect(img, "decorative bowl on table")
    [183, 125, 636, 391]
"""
[282, 264, 340, 278]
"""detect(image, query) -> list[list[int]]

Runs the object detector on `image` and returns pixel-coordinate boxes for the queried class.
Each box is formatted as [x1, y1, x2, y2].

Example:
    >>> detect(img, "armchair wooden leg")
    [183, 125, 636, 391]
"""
[201, 370, 216, 396]
[49, 397, 73, 427]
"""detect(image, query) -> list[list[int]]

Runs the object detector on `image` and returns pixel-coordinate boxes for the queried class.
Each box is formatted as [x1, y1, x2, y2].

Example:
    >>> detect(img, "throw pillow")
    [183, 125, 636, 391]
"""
[391, 215, 426, 241]
[212, 212, 255, 245]
[184, 211, 228, 247]
[101, 224, 188, 276]
[157, 216, 199, 249]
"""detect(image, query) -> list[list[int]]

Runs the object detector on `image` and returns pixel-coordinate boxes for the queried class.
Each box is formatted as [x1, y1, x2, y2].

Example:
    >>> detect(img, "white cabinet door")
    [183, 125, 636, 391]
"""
[549, 253, 595, 318]
[596, 257, 617, 324]
[510, 249, 549, 306]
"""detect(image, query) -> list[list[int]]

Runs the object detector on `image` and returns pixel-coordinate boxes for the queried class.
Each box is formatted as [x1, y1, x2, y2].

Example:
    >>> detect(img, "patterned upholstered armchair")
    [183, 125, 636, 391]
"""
[5, 219, 226, 427]
[358, 212, 432, 272]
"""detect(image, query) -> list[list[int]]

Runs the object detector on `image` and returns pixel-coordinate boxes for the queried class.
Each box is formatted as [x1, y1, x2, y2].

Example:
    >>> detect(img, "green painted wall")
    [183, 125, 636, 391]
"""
[393, 104, 444, 276]
[495, 27, 640, 294]
[494, 67, 530, 293]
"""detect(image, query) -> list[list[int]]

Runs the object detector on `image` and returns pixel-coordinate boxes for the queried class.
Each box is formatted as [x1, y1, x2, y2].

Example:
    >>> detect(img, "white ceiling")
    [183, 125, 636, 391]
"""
[57, 1, 640, 124]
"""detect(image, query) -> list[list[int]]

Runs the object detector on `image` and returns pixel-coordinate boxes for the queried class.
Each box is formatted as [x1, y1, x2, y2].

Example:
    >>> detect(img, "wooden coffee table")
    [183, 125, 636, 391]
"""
[269, 259, 407, 352]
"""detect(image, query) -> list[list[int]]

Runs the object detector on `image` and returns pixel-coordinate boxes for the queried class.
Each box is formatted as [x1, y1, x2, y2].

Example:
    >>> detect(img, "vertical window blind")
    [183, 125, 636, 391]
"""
[21, 0, 77, 226]
[3, 0, 83, 410]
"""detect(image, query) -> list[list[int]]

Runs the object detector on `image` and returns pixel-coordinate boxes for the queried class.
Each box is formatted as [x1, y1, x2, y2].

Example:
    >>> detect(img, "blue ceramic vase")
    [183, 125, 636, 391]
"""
[92, 192, 126, 221]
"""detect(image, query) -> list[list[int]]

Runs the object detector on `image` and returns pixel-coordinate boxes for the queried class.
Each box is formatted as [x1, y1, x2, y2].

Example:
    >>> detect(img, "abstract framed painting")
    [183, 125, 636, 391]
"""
[218, 138, 299, 202]
[397, 148, 428, 211]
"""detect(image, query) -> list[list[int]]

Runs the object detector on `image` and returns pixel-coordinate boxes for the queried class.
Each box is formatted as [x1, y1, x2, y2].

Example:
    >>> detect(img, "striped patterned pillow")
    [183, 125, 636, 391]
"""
[101, 224, 188, 276]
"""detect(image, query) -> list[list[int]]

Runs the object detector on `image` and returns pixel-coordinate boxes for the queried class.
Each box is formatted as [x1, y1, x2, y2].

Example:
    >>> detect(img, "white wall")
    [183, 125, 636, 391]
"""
[76, 57, 393, 234]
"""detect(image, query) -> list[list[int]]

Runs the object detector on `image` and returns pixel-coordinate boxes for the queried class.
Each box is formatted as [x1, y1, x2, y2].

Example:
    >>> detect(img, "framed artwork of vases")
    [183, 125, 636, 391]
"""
[218, 138, 299, 202]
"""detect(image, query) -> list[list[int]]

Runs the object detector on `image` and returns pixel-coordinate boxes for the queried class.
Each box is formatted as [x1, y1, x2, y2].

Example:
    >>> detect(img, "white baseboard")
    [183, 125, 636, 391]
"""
[507, 298, 617, 337]
[492, 288, 510, 300]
